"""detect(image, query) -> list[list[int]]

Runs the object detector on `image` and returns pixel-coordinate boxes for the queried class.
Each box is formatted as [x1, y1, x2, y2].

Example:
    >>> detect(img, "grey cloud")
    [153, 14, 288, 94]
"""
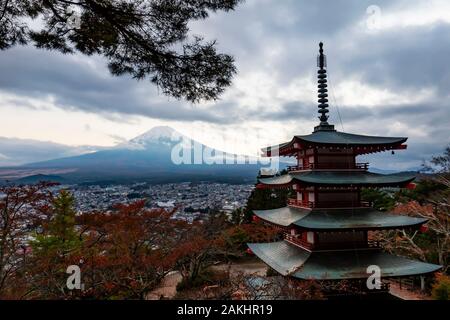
[334, 23, 450, 96]
[0, 0, 449, 170]
[258, 101, 317, 121]
[0, 46, 240, 124]
[0, 137, 101, 166]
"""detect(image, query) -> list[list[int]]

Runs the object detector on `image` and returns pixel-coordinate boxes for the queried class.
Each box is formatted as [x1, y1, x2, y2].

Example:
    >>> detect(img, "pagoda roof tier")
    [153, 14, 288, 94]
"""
[254, 207, 309, 227]
[263, 131, 407, 157]
[247, 241, 441, 280]
[253, 207, 427, 231]
[258, 171, 415, 188]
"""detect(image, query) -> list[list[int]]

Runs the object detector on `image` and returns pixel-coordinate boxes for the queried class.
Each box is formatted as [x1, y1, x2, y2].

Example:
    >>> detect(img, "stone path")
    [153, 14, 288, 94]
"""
[389, 282, 431, 300]
[147, 271, 182, 300]
[148, 261, 434, 300]
[147, 260, 267, 300]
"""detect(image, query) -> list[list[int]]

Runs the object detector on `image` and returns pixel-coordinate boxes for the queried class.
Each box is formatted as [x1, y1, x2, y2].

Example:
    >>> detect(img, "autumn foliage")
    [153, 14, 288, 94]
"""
[0, 182, 285, 299]
[0, 183, 193, 298]
[389, 200, 449, 270]
[431, 273, 450, 300]
[0, 182, 57, 298]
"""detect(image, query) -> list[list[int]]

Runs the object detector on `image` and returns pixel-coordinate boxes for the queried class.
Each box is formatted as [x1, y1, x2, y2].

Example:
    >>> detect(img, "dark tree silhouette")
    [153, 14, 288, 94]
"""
[0, 0, 242, 102]
[243, 187, 289, 223]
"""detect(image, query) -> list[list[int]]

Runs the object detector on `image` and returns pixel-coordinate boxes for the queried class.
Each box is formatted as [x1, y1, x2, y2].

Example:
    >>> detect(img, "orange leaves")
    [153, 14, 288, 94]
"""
[0, 182, 58, 298]
[431, 273, 450, 300]
[219, 223, 279, 257]
[393, 200, 434, 217]
[69, 201, 193, 298]
[226, 223, 278, 243]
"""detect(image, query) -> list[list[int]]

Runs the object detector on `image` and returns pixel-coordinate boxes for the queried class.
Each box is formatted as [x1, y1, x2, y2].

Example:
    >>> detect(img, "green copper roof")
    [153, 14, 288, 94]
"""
[254, 207, 427, 230]
[248, 241, 311, 275]
[254, 207, 310, 227]
[248, 241, 441, 280]
[295, 131, 407, 146]
[263, 131, 407, 153]
[259, 174, 293, 185]
[294, 249, 441, 280]
[259, 171, 415, 187]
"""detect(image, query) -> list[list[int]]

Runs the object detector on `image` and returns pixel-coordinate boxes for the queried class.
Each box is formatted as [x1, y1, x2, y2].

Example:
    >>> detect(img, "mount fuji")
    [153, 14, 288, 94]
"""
[14, 126, 263, 184]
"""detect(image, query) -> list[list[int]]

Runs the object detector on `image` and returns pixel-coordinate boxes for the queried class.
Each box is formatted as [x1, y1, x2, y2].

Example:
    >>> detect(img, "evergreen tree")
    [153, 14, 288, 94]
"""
[243, 187, 290, 223]
[230, 208, 245, 225]
[360, 188, 395, 211]
[25, 190, 82, 298]
[32, 190, 81, 255]
[0, 0, 242, 102]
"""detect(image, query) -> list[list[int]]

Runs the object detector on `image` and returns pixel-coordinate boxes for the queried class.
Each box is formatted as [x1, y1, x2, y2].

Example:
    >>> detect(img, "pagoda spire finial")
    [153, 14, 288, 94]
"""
[314, 42, 335, 132]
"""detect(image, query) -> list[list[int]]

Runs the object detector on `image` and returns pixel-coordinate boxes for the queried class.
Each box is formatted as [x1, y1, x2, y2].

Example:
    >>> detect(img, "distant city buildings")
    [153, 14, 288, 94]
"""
[56, 182, 253, 222]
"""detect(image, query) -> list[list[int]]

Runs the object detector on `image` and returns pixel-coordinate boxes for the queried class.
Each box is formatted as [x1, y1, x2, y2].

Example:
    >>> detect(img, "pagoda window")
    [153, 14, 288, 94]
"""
[297, 152, 302, 167]
[308, 191, 315, 203]
[302, 157, 308, 168]
[316, 154, 355, 169]
[316, 191, 358, 208]
[317, 231, 366, 249]
[306, 231, 315, 244]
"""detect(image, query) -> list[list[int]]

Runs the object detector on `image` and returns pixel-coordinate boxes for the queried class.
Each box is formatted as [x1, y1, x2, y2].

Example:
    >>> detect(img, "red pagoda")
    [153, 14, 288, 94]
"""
[248, 43, 441, 293]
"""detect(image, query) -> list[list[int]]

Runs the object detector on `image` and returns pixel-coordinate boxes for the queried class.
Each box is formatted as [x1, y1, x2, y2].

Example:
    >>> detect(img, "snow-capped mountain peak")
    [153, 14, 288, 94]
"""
[130, 126, 176, 143]
[121, 126, 186, 150]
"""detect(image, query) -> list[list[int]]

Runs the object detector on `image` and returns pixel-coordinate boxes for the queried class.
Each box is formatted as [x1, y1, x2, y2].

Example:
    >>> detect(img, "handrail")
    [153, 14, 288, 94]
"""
[287, 198, 314, 208]
[312, 240, 382, 250]
[287, 198, 373, 209]
[284, 233, 312, 249]
[284, 234, 382, 250]
[287, 162, 369, 171]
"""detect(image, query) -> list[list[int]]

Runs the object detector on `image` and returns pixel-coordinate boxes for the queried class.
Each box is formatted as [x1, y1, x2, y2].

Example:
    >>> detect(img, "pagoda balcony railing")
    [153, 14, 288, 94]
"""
[315, 240, 382, 250]
[288, 198, 373, 209]
[367, 240, 382, 248]
[284, 234, 382, 250]
[316, 201, 372, 208]
[287, 162, 369, 171]
[287, 198, 314, 208]
[284, 234, 313, 249]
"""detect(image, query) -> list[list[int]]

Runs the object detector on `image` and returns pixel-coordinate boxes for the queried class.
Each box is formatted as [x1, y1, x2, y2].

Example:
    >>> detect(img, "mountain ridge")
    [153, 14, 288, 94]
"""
[14, 126, 263, 184]
[0, 126, 421, 185]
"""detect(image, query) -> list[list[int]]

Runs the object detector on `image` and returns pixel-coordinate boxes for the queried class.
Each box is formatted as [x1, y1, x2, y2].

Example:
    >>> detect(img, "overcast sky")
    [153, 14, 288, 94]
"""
[0, 0, 449, 169]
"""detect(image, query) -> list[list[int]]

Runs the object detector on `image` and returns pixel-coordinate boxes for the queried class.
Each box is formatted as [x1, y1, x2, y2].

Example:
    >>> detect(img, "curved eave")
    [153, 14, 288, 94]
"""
[258, 174, 293, 186]
[294, 249, 442, 280]
[261, 139, 295, 157]
[293, 209, 428, 231]
[248, 241, 442, 280]
[258, 172, 415, 188]
[294, 221, 427, 232]
[247, 241, 310, 276]
[295, 133, 407, 147]
[254, 207, 428, 231]
[261, 132, 408, 157]
[291, 172, 415, 187]
[254, 207, 310, 227]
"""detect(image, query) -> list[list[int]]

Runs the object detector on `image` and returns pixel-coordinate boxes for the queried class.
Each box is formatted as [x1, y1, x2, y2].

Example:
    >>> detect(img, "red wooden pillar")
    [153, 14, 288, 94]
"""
[357, 187, 361, 206]
[314, 147, 318, 167]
